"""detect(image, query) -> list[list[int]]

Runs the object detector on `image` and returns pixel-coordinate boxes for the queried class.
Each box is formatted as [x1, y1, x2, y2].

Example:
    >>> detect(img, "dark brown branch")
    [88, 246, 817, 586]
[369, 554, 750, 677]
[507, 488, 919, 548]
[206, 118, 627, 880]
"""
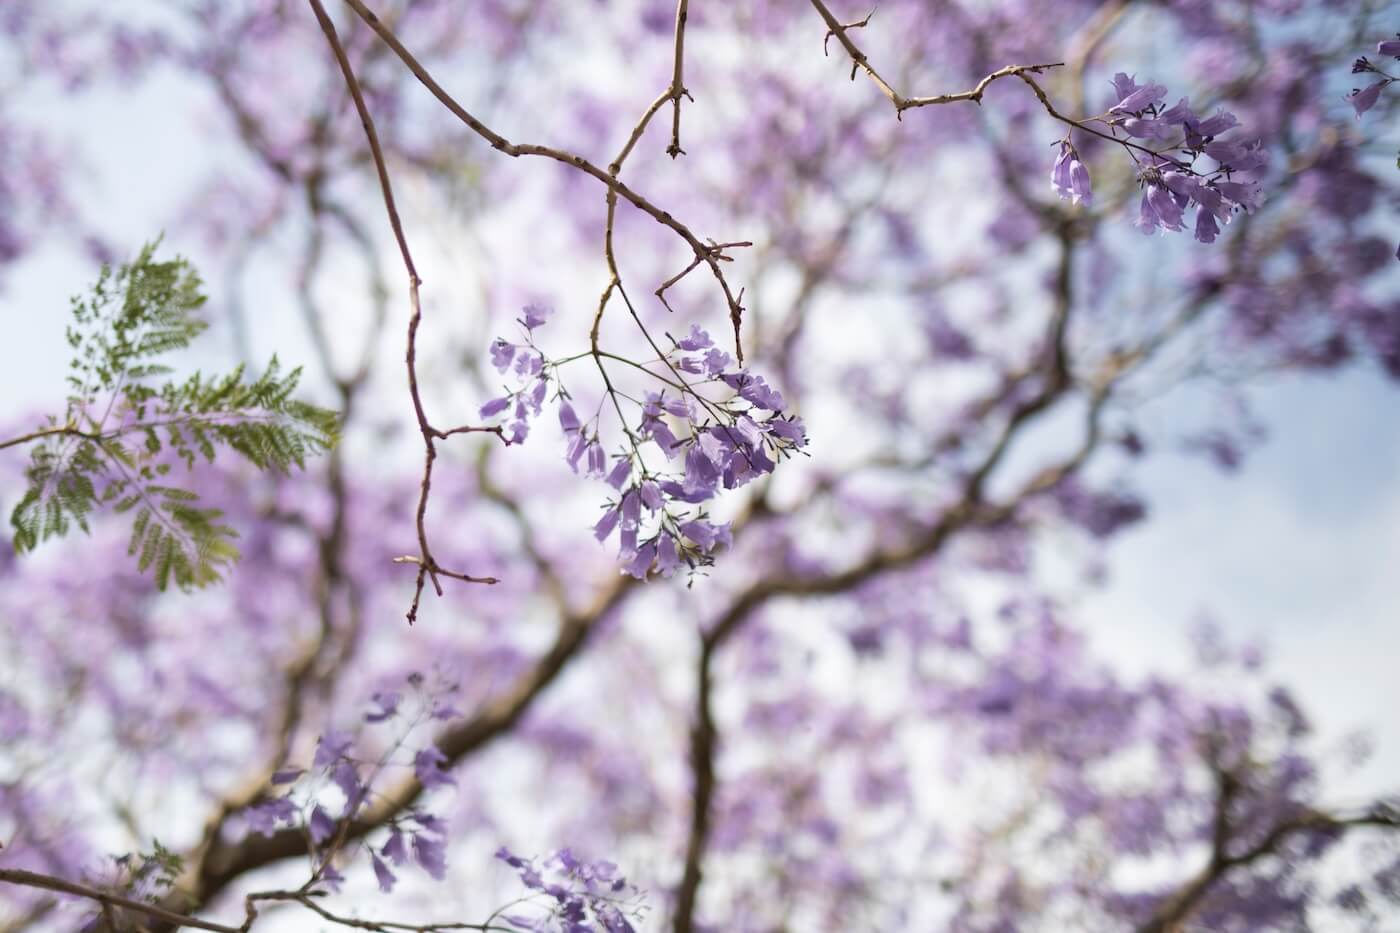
[1135, 804, 1400, 933]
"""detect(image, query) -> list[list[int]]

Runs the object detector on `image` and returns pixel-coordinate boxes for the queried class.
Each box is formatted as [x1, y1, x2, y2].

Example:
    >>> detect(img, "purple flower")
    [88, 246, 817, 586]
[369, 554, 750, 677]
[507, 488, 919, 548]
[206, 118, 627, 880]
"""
[586, 441, 606, 476]
[558, 401, 581, 434]
[331, 760, 362, 809]
[720, 371, 785, 410]
[479, 396, 511, 419]
[382, 829, 409, 866]
[495, 846, 527, 869]
[270, 768, 303, 785]
[1194, 208, 1220, 244]
[1121, 117, 1166, 139]
[370, 853, 396, 893]
[702, 348, 732, 374]
[605, 457, 631, 489]
[313, 731, 352, 768]
[364, 691, 401, 723]
[1135, 179, 1185, 234]
[565, 430, 589, 471]
[679, 519, 731, 552]
[1348, 80, 1388, 117]
[414, 746, 456, 789]
[1158, 97, 1194, 124]
[766, 417, 807, 444]
[309, 805, 335, 844]
[676, 324, 713, 350]
[622, 540, 656, 578]
[520, 303, 552, 329]
[1192, 109, 1239, 138]
[1379, 38, 1400, 57]
[413, 832, 448, 881]
[656, 533, 680, 575]
[593, 505, 620, 541]
[245, 796, 297, 835]
[1050, 142, 1092, 205]
[620, 489, 641, 530]
[490, 338, 515, 372]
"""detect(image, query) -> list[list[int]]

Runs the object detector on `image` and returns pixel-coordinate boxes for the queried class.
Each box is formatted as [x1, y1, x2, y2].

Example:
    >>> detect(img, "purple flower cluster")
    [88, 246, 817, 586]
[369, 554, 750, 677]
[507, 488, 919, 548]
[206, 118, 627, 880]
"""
[1050, 141, 1092, 205]
[242, 675, 463, 892]
[1349, 36, 1400, 117]
[481, 305, 554, 444]
[1103, 73, 1263, 243]
[494, 846, 645, 933]
[1051, 73, 1265, 243]
[479, 314, 808, 580]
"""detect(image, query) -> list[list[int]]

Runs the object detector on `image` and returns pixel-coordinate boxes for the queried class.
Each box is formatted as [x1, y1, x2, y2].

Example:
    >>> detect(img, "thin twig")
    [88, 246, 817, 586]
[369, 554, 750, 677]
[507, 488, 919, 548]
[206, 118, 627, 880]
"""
[339, 0, 750, 361]
[307, 0, 503, 624]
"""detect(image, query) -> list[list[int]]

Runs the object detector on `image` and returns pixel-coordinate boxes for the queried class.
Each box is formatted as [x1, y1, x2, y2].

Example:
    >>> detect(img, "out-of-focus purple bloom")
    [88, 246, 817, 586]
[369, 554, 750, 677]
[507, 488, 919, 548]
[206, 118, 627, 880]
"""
[414, 745, 456, 789]
[676, 324, 712, 351]
[364, 691, 401, 723]
[331, 760, 361, 809]
[521, 303, 552, 329]
[308, 805, 335, 844]
[245, 796, 297, 835]
[1348, 80, 1388, 117]
[622, 540, 656, 578]
[382, 829, 409, 866]
[313, 731, 352, 768]
[370, 853, 396, 893]
[413, 831, 448, 881]
[1378, 38, 1400, 58]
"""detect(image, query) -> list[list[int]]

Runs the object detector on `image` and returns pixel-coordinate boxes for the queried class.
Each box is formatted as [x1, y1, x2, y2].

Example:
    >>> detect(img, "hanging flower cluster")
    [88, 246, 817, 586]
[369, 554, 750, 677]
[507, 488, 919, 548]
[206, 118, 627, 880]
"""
[480, 314, 808, 580]
[1348, 35, 1400, 117]
[1050, 73, 1265, 244]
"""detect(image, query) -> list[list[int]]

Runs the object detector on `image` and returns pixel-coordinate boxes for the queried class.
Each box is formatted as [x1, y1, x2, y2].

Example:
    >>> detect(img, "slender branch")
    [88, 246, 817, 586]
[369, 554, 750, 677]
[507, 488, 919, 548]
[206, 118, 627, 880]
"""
[338, 0, 750, 361]
[0, 868, 245, 933]
[667, 0, 691, 158]
[307, 0, 503, 624]
[0, 424, 104, 451]
[247, 890, 516, 932]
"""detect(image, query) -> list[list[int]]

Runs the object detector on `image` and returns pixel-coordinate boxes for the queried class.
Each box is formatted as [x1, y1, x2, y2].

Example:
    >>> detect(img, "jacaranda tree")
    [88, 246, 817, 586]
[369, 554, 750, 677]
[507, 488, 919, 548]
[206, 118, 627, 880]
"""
[1, 1, 1398, 930]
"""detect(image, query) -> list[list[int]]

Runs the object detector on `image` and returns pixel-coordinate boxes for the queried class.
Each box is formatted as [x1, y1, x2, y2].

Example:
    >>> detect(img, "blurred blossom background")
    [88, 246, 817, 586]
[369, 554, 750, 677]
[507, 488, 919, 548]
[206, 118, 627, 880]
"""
[1, 0, 1398, 931]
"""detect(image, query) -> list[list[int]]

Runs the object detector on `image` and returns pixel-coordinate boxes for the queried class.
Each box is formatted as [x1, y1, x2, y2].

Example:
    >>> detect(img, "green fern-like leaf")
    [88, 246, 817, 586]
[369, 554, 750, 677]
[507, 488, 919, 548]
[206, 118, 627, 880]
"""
[5, 239, 339, 591]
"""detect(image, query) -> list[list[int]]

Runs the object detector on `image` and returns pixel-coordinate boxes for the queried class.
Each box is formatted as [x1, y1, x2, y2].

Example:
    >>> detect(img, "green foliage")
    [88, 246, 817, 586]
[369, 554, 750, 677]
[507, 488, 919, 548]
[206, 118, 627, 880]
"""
[7, 240, 339, 590]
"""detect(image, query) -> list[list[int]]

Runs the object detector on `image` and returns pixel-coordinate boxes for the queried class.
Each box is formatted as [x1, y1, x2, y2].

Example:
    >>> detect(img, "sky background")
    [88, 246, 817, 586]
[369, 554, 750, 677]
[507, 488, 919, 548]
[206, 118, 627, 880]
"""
[2, 16, 1397, 829]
